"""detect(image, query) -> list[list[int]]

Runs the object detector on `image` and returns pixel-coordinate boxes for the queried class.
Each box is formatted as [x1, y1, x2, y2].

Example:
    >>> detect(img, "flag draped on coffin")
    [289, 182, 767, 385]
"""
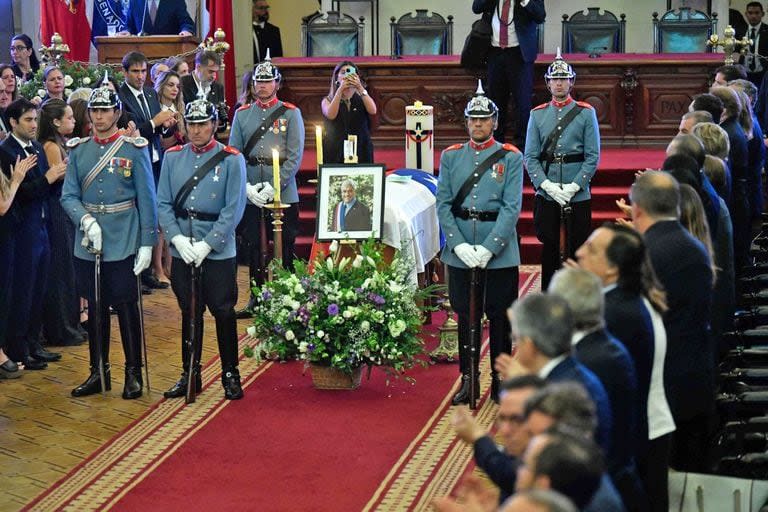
[91, 0, 128, 44]
[206, 0, 236, 112]
[41, 0, 92, 61]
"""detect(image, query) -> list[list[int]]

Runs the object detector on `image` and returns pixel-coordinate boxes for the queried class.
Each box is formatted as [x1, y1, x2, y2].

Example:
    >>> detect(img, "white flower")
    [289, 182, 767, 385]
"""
[246, 325, 256, 337]
[352, 255, 364, 268]
[82, 77, 91, 85]
[37, 89, 45, 98]
[293, 284, 304, 294]
[388, 280, 404, 293]
[329, 240, 339, 253]
[64, 88, 72, 97]
[338, 256, 350, 271]
[362, 277, 372, 290]
[366, 256, 376, 267]
[317, 330, 325, 338]
[343, 309, 353, 319]
[326, 257, 334, 271]
[285, 329, 295, 341]
[388, 319, 407, 337]
[63, 74, 73, 86]
[361, 320, 370, 331]
[298, 341, 308, 353]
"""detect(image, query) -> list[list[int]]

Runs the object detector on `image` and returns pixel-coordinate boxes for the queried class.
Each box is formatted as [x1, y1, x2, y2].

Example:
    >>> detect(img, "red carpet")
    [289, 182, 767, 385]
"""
[25, 272, 539, 512]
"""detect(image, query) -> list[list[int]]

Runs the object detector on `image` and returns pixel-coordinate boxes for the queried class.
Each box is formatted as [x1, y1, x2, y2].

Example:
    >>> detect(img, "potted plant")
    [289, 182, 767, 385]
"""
[245, 239, 433, 389]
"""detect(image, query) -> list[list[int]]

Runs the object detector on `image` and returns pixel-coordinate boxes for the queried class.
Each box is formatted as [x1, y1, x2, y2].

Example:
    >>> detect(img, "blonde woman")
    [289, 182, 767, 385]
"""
[154, 70, 186, 149]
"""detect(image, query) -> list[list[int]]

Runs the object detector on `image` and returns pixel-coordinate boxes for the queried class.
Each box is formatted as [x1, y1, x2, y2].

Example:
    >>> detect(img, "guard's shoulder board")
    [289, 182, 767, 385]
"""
[502, 143, 520, 153]
[66, 136, 90, 149]
[575, 100, 594, 110]
[444, 143, 463, 152]
[236, 103, 251, 112]
[166, 144, 184, 153]
[282, 101, 297, 110]
[224, 145, 240, 155]
[126, 136, 149, 148]
[532, 102, 548, 111]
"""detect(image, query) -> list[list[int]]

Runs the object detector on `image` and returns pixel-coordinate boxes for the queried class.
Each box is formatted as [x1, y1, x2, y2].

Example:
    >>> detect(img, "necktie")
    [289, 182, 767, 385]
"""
[138, 93, 151, 121]
[751, 28, 758, 71]
[149, 0, 158, 25]
[499, 0, 511, 48]
[339, 203, 346, 231]
[24, 143, 34, 155]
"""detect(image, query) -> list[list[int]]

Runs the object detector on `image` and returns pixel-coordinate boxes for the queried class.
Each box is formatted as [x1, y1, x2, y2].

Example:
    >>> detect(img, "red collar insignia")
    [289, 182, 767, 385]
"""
[469, 138, 496, 151]
[551, 96, 574, 108]
[191, 139, 218, 154]
[93, 132, 121, 144]
[256, 97, 279, 109]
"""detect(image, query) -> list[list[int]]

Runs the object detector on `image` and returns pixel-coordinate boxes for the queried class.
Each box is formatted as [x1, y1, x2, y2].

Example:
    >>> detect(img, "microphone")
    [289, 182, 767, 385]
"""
[138, 0, 149, 36]
[588, 46, 608, 58]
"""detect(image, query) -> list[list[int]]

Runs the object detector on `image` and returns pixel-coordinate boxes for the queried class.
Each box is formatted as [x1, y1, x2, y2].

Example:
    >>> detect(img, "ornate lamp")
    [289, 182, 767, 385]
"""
[707, 25, 751, 66]
[200, 28, 231, 129]
[40, 33, 70, 66]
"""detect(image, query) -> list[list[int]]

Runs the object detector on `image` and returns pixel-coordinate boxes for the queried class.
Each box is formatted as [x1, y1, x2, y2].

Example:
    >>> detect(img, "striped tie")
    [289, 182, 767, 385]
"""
[499, 0, 512, 48]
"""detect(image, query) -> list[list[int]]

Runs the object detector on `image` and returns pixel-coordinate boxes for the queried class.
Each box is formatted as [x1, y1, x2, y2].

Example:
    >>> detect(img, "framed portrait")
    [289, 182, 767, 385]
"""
[667, 0, 710, 14]
[316, 164, 386, 242]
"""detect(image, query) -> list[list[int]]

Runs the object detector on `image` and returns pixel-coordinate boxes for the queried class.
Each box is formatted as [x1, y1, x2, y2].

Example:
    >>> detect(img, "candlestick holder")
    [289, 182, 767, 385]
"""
[40, 33, 70, 67]
[430, 298, 459, 363]
[707, 25, 751, 66]
[265, 201, 290, 281]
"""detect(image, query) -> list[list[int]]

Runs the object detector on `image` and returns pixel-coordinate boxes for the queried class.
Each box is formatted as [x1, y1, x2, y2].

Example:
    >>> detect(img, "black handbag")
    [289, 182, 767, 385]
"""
[460, 17, 493, 69]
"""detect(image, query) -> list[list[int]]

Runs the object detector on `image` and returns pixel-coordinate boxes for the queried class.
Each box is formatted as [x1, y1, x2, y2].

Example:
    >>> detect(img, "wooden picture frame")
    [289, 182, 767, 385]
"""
[316, 164, 386, 241]
[667, 0, 711, 14]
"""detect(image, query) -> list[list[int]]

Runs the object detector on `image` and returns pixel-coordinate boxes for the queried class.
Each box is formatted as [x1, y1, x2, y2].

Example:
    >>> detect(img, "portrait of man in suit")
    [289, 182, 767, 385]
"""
[124, 0, 195, 36]
[330, 178, 372, 232]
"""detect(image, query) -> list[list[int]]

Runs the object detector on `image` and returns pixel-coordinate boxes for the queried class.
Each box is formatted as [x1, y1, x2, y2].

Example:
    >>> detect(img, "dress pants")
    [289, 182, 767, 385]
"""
[637, 434, 671, 512]
[0, 232, 14, 353]
[486, 45, 535, 146]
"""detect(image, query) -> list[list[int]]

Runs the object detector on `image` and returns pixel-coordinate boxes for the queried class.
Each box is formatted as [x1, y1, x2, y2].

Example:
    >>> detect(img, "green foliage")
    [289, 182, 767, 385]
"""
[19, 59, 124, 102]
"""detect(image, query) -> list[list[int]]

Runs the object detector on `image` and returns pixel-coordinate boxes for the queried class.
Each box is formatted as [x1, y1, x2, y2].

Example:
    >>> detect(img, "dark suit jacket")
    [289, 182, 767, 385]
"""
[644, 220, 714, 421]
[126, 0, 195, 35]
[472, 0, 546, 63]
[331, 199, 372, 231]
[474, 436, 518, 505]
[180, 74, 225, 107]
[117, 82, 163, 161]
[738, 22, 768, 85]
[548, 356, 613, 456]
[604, 286, 653, 448]
[0, 137, 52, 230]
[253, 22, 283, 62]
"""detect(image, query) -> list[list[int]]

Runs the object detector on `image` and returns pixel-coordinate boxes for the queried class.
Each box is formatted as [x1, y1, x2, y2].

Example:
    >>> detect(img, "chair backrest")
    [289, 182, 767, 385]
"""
[537, 22, 545, 53]
[389, 9, 453, 57]
[301, 11, 364, 57]
[652, 7, 718, 53]
[561, 7, 626, 54]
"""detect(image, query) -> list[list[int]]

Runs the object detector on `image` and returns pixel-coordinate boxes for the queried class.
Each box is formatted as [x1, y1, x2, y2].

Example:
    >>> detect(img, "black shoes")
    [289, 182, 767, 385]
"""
[222, 369, 243, 400]
[32, 348, 62, 362]
[22, 357, 48, 371]
[164, 370, 203, 399]
[490, 376, 501, 405]
[0, 360, 20, 379]
[122, 366, 143, 399]
[451, 375, 480, 406]
[72, 365, 112, 396]
[142, 274, 170, 290]
[235, 297, 256, 319]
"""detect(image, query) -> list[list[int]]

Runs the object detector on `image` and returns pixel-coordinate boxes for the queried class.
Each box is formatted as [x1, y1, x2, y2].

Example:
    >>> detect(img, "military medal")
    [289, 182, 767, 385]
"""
[119, 158, 133, 178]
[213, 166, 221, 182]
[272, 119, 280, 134]
[279, 118, 287, 132]
[492, 163, 505, 183]
[107, 158, 116, 173]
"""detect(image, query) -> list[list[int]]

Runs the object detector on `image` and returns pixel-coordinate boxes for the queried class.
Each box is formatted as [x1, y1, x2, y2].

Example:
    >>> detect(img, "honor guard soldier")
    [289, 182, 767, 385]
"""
[61, 87, 157, 399]
[436, 81, 524, 406]
[524, 49, 600, 290]
[229, 51, 305, 318]
[158, 99, 247, 400]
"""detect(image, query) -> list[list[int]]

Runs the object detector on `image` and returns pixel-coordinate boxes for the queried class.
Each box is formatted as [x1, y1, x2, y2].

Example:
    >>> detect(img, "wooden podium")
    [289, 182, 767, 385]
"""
[95, 35, 199, 65]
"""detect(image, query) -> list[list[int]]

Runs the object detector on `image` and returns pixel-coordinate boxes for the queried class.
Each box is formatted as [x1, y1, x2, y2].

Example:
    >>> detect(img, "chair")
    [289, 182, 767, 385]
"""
[561, 8, 626, 54]
[653, 7, 718, 53]
[301, 11, 365, 57]
[389, 9, 453, 57]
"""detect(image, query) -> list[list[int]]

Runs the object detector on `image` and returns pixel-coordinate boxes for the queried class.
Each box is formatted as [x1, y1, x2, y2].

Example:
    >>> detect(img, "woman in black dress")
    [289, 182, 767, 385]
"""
[9, 34, 39, 82]
[321, 60, 377, 163]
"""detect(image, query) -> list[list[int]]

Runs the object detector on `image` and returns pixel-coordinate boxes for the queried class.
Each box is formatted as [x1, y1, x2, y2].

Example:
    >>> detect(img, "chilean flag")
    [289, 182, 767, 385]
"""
[205, 0, 236, 113]
[41, 0, 92, 62]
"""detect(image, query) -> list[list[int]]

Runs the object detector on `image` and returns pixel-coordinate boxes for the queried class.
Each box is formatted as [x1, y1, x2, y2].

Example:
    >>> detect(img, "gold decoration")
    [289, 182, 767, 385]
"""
[708, 25, 752, 66]
[40, 32, 70, 67]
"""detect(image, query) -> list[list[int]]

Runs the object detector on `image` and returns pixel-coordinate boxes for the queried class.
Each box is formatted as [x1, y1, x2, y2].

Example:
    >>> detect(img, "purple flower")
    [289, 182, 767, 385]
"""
[261, 290, 272, 301]
[368, 293, 386, 307]
[300, 277, 311, 288]
[273, 324, 285, 335]
[327, 303, 339, 316]
[308, 343, 316, 352]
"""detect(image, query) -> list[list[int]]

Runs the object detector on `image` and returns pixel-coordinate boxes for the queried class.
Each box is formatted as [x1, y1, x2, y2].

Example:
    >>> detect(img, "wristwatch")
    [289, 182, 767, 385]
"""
[360, 89, 369, 96]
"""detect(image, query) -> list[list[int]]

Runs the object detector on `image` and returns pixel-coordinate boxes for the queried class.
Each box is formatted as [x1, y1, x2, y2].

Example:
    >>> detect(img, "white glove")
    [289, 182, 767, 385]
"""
[474, 245, 493, 269]
[257, 181, 275, 203]
[191, 240, 212, 267]
[454, 243, 480, 268]
[171, 234, 197, 265]
[540, 180, 568, 207]
[562, 182, 580, 201]
[246, 182, 267, 207]
[81, 216, 102, 252]
[133, 246, 152, 275]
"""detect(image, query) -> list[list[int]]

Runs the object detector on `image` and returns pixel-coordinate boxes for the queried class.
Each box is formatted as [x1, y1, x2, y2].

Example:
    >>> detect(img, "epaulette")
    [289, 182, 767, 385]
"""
[236, 103, 251, 112]
[224, 145, 240, 155]
[532, 102, 548, 111]
[282, 101, 297, 109]
[166, 145, 184, 153]
[124, 136, 149, 148]
[66, 136, 90, 149]
[502, 143, 521, 153]
[576, 101, 594, 109]
[444, 143, 463, 152]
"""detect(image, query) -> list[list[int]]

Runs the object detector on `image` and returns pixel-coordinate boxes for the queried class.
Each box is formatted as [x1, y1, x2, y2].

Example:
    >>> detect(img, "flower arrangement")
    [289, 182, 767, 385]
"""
[245, 239, 434, 380]
[19, 59, 124, 103]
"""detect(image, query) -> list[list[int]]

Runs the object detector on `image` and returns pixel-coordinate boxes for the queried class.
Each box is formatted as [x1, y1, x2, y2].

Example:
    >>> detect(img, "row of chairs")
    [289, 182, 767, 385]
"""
[301, 7, 718, 58]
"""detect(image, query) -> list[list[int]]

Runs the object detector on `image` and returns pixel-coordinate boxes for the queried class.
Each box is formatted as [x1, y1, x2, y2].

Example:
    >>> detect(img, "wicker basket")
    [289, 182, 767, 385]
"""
[310, 364, 363, 390]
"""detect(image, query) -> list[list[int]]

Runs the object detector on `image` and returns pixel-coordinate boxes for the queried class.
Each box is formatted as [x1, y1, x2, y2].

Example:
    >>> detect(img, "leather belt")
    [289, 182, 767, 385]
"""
[541, 153, 585, 164]
[174, 208, 218, 222]
[84, 200, 134, 214]
[247, 156, 286, 166]
[453, 208, 499, 221]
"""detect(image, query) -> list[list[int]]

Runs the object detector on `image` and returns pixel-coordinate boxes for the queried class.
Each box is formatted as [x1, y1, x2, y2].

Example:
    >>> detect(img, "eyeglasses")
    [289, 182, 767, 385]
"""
[496, 413, 525, 425]
[254, 5, 270, 10]
[10, 46, 28, 52]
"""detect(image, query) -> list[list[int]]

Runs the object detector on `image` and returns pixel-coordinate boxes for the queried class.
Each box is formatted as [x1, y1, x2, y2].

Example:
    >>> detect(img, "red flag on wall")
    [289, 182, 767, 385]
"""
[206, 0, 236, 114]
[41, 0, 92, 62]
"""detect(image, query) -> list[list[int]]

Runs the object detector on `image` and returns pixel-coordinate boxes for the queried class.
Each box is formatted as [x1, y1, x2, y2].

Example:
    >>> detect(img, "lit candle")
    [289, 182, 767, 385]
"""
[272, 148, 281, 204]
[315, 125, 323, 167]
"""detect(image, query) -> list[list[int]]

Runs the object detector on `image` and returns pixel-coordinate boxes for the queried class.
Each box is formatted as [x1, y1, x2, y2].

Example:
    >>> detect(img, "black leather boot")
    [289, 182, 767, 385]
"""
[116, 303, 143, 400]
[164, 366, 203, 399]
[451, 373, 481, 406]
[235, 295, 256, 319]
[222, 367, 243, 400]
[72, 364, 112, 396]
[123, 366, 143, 399]
[490, 372, 501, 404]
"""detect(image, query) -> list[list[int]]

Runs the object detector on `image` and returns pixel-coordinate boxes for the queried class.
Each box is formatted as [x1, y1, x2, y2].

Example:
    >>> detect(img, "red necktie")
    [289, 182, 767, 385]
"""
[499, 0, 511, 48]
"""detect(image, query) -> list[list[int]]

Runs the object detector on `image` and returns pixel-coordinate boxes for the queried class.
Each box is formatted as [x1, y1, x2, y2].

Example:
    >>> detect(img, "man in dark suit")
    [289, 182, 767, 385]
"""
[331, 178, 372, 232]
[180, 50, 227, 135]
[549, 267, 645, 511]
[118, 51, 176, 290]
[630, 171, 714, 473]
[471, 0, 546, 146]
[737, 2, 768, 87]
[252, 0, 283, 63]
[125, 0, 194, 36]
[0, 98, 66, 369]
[509, 292, 613, 457]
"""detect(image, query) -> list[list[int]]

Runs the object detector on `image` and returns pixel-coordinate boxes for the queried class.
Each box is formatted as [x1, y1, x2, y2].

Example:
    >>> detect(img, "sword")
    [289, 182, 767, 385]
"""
[186, 210, 200, 404]
[90, 248, 107, 396]
[557, 156, 572, 264]
[136, 274, 150, 393]
[467, 213, 481, 410]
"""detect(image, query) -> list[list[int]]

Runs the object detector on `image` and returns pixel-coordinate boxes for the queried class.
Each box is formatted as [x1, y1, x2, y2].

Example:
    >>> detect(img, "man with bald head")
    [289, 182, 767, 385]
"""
[630, 171, 714, 472]
[678, 110, 713, 135]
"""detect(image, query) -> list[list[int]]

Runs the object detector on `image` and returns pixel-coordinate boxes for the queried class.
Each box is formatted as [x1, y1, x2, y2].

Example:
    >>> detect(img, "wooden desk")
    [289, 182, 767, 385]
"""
[95, 35, 199, 65]
[275, 53, 723, 148]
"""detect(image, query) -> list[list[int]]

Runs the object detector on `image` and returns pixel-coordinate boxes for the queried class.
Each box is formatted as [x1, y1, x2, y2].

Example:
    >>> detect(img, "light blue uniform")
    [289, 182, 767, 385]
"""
[61, 135, 158, 262]
[228, 100, 304, 204]
[156, 141, 247, 260]
[524, 98, 600, 201]
[436, 140, 523, 270]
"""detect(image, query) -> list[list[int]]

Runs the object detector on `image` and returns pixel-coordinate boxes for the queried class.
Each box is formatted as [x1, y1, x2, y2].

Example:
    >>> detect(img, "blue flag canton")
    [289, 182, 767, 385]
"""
[92, 0, 128, 42]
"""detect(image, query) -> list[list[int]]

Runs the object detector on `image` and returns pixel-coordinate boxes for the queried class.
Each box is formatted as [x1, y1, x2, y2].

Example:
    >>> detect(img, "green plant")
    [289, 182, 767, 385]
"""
[19, 60, 124, 102]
